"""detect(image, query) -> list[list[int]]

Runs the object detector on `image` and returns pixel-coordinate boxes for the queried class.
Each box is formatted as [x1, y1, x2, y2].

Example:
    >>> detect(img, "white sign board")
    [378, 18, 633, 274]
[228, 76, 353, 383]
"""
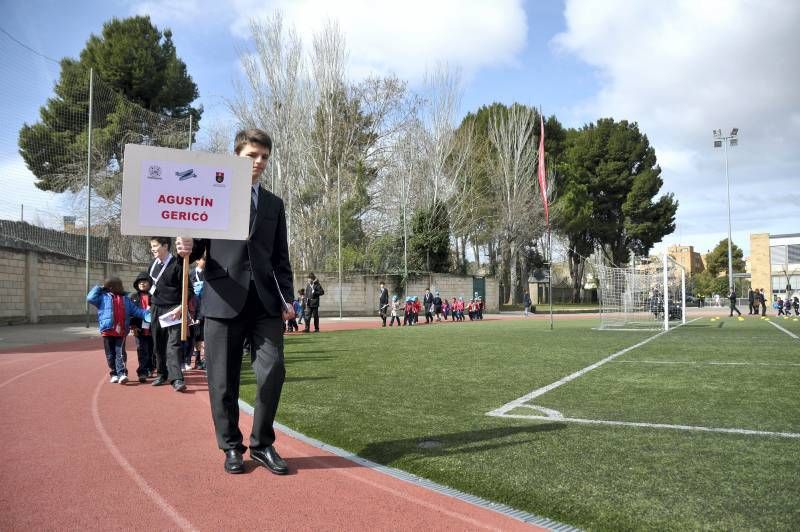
[121, 144, 251, 240]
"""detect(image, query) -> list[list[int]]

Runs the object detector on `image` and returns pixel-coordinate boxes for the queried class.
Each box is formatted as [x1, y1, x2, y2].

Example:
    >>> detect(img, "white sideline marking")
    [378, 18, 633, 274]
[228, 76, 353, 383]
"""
[487, 318, 701, 417]
[493, 413, 800, 439]
[615, 360, 800, 367]
[487, 317, 800, 439]
[767, 320, 800, 340]
[91, 376, 197, 532]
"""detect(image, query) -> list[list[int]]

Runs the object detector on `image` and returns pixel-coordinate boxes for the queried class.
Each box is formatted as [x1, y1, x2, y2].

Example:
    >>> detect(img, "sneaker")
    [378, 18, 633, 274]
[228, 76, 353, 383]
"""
[138, 375, 147, 383]
[110, 375, 119, 383]
[172, 380, 187, 392]
[118, 374, 129, 384]
[183, 364, 192, 371]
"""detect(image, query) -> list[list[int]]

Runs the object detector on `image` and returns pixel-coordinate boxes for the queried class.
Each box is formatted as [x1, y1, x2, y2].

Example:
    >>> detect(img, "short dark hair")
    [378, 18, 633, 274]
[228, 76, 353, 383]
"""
[307, 272, 316, 281]
[298, 288, 305, 295]
[103, 276, 124, 295]
[150, 236, 171, 249]
[234, 128, 273, 155]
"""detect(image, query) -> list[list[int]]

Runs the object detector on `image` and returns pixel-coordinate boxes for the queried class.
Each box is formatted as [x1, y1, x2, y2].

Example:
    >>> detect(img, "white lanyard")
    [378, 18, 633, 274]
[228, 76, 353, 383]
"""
[149, 254, 173, 293]
[194, 269, 202, 282]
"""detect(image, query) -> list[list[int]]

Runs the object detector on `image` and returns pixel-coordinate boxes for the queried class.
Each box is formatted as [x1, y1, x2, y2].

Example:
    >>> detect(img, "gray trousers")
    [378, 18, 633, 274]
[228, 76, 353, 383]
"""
[204, 287, 285, 453]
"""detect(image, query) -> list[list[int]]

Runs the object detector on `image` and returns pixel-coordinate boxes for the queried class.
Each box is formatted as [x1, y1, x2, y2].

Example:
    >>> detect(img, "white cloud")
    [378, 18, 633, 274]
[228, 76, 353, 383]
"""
[555, 0, 800, 254]
[227, 0, 528, 84]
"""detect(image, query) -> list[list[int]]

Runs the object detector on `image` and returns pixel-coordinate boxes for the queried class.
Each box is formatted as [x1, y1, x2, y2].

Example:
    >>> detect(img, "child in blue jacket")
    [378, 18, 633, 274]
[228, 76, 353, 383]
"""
[87, 277, 150, 384]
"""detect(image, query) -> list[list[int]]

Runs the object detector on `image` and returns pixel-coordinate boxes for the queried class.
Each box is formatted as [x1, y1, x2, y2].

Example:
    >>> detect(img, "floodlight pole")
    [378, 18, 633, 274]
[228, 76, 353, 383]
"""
[724, 139, 733, 293]
[84, 68, 94, 328]
[337, 163, 342, 319]
[713, 128, 738, 293]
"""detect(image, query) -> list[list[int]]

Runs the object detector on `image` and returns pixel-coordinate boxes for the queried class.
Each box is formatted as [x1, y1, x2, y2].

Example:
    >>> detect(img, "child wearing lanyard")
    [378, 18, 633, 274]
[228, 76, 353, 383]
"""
[148, 237, 188, 392]
[130, 271, 155, 382]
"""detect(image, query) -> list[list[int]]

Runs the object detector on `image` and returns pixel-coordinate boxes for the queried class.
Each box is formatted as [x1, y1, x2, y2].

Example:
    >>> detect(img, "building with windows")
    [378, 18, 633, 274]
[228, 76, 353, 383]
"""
[667, 244, 705, 275]
[750, 233, 800, 302]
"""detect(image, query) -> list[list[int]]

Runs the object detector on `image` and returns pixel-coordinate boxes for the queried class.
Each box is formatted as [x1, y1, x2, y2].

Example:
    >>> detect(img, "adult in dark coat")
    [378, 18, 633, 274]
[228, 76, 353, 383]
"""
[178, 128, 295, 476]
[303, 273, 324, 332]
[378, 281, 389, 327]
[423, 288, 434, 324]
[747, 288, 755, 314]
[433, 291, 443, 321]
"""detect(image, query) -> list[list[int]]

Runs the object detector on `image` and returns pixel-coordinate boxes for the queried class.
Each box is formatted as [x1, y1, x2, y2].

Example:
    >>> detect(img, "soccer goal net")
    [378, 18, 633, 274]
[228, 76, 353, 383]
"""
[593, 251, 686, 331]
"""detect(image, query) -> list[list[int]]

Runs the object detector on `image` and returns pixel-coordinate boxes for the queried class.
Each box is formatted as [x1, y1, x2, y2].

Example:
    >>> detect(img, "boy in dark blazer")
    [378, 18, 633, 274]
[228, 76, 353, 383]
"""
[177, 128, 295, 476]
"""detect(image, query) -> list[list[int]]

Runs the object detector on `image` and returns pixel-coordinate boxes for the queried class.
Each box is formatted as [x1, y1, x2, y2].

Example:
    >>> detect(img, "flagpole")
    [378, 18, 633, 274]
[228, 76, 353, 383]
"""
[548, 223, 553, 330]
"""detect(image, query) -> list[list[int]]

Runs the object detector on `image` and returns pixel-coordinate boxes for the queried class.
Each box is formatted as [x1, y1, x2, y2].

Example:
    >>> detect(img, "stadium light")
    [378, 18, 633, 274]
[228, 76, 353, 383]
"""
[712, 127, 739, 293]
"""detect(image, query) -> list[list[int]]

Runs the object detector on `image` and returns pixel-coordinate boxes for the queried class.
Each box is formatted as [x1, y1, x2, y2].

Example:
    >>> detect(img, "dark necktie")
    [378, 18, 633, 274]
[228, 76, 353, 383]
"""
[249, 187, 257, 229]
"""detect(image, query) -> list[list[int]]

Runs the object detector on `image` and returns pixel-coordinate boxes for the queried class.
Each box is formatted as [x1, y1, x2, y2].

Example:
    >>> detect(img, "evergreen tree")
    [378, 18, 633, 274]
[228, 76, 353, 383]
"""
[18, 16, 201, 196]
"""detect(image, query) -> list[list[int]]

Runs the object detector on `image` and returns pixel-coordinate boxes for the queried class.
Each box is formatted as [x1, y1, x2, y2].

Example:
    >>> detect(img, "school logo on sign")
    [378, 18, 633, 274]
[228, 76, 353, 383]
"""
[147, 165, 162, 179]
[215, 171, 225, 183]
[175, 168, 197, 181]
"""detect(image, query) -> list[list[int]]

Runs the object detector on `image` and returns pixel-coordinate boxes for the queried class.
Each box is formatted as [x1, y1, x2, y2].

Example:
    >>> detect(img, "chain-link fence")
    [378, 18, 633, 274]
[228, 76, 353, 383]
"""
[3, 63, 192, 265]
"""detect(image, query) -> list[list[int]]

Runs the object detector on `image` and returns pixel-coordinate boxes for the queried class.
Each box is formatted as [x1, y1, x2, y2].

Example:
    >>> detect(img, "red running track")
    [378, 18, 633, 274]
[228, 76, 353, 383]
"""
[0, 318, 547, 531]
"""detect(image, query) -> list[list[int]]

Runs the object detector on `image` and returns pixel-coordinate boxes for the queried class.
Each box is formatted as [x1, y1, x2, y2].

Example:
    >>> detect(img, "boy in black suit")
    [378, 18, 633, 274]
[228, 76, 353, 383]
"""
[177, 128, 294, 476]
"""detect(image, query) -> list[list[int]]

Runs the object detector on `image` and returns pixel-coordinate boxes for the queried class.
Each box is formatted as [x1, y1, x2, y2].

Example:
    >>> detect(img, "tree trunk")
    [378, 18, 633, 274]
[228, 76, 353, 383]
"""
[509, 241, 519, 304]
[568, 245, 585, 303]
[473, 241, 481, 269]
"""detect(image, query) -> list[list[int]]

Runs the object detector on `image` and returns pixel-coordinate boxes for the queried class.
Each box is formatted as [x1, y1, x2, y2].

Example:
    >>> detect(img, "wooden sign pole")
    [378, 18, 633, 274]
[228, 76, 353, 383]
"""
[181, 254, 189, 341]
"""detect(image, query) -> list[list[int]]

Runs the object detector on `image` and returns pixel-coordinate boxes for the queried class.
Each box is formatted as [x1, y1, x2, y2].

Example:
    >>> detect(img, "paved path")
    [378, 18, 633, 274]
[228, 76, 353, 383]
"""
[0, 317, 549, 531]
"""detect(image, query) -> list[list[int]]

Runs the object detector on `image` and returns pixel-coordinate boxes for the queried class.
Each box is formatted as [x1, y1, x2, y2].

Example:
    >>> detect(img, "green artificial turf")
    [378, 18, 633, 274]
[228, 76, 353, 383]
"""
[239, 318, 800, 531]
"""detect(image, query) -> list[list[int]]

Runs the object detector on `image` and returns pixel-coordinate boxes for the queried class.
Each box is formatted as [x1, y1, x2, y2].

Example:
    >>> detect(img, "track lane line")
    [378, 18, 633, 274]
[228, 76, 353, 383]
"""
[0, 353, 87, 390]
[91, 375, 198, 532]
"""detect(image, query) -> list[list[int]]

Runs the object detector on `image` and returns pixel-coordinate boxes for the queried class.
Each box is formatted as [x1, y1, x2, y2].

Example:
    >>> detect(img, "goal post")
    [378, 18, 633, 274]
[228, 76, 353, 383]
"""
[593, 250, 686, 331]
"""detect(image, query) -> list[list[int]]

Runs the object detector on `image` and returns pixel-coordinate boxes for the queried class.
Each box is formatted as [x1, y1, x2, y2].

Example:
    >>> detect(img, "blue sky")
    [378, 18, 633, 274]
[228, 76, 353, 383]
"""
[1, 0, 798, 257]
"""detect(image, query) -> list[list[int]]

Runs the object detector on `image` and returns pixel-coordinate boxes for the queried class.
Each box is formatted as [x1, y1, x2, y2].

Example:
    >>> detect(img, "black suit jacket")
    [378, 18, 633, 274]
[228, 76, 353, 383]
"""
[148, 254, 184, 307]
[379, 287, 389, 307]
[189, 186, 293, 319]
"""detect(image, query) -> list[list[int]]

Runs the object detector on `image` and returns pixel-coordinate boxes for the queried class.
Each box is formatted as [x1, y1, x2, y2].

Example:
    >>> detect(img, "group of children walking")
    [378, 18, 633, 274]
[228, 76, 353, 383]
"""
[387, 293, 485, 326]
[87, 237, 205, 387]
[775, 296, 800, 316]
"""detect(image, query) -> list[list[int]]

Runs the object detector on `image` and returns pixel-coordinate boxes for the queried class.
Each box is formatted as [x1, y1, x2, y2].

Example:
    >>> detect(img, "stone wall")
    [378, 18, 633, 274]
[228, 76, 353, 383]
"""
[291, 271, 498, 317]
[0, 249, 26, 321]
[0, 246, 498, 323]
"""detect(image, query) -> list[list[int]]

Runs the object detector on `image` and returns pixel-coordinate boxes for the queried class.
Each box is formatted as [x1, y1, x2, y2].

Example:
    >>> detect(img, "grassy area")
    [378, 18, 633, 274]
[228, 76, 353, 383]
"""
[240, 317, 800, 530]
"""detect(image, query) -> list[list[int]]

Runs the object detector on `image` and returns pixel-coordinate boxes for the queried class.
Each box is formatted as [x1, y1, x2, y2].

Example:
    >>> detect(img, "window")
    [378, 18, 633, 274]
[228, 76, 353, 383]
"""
[771, 245, 787, 266]
[789, 244, 800, 265]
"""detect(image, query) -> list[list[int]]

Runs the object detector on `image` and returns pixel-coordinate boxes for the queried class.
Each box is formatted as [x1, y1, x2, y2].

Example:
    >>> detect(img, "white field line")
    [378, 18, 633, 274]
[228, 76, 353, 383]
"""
[487, 318, 701, 417]
[493, 413, 800, 439]
[767, 320, 800, 340]
[614, 360, 800, 367]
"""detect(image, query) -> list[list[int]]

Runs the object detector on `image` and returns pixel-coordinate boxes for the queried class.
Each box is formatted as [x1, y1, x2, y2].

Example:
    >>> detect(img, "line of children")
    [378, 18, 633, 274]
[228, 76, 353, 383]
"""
[775, 296, 800, 316]
[87, 277, 151, 384]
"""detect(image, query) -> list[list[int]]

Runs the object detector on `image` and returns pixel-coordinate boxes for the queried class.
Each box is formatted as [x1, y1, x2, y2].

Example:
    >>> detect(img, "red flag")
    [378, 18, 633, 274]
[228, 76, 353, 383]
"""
[537, 113, 549, 225]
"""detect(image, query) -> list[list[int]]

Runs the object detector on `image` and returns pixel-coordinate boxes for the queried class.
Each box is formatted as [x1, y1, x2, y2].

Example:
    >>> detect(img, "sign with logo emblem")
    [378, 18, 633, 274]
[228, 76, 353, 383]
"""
[121, 144, 251, 239]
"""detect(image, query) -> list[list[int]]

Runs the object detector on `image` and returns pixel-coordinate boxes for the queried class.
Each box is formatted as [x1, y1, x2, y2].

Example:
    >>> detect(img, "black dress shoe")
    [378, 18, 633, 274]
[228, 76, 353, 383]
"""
[224, 450, 244, 474]
[151, 376, 167, 386]
[250, 446, 288, 475]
